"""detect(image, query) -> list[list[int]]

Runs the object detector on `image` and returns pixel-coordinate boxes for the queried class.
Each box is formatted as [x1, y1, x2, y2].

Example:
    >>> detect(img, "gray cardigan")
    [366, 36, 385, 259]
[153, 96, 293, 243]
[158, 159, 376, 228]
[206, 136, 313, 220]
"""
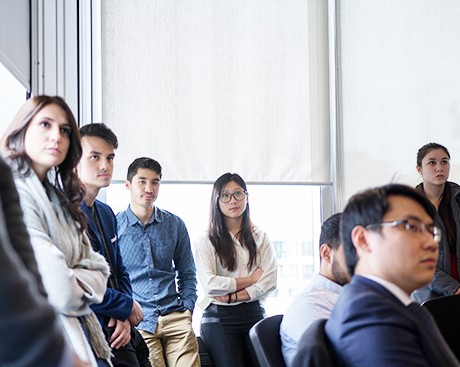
[13, 167, 110, 366]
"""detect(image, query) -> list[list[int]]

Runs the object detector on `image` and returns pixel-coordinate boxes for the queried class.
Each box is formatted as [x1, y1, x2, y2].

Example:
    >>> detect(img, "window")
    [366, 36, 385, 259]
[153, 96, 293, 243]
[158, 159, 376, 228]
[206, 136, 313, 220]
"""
[88, 0, 332, 337]
[105, 182, 323, 333]
[0, 62, 27, 135]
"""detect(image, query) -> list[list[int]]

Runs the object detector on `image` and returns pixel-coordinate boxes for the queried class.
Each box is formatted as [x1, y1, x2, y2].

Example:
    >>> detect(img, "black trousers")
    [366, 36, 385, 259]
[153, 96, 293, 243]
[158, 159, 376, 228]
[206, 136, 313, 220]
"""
[104, 325, 151, 367]
[200, 302, 264, 367]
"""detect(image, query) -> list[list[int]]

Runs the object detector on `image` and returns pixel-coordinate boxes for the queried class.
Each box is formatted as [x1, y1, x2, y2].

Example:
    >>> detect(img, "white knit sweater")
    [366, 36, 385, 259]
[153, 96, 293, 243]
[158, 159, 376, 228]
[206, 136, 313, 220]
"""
[14, 169, 111, 366]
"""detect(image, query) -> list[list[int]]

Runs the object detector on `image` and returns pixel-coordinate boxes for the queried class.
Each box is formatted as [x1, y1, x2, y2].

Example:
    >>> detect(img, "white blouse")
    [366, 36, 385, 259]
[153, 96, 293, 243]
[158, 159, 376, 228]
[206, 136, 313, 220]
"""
[194, 226, 277, 309]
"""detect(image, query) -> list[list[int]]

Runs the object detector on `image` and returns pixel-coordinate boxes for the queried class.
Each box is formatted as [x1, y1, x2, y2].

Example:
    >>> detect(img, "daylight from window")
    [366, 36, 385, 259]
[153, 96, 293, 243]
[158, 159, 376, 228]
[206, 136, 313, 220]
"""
[0, 62, 27, 134]
[105, 182, 323, 333]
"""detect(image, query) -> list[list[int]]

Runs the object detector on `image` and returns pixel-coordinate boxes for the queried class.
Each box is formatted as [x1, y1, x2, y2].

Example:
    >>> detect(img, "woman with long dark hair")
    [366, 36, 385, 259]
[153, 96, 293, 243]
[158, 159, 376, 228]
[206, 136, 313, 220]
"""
[1, 95, 111, 366]
[413, 142, 460, 303]
[195, 173, 277, 367]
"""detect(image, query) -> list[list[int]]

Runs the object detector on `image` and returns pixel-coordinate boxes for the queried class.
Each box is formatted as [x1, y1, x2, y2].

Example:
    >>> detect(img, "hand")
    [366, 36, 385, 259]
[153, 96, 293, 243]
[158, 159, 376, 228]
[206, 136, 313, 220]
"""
[107, 318, 132, 349]
[212, 294, 230, 303]
[128, 299, 144, 327]
[250, 267, 264, 284]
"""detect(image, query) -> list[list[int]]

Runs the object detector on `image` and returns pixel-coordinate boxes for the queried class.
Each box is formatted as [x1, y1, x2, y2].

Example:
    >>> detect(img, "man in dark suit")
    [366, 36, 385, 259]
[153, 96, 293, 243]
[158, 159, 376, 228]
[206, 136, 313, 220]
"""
[78, 123, 150, 367]
[324, 184, 459, 366]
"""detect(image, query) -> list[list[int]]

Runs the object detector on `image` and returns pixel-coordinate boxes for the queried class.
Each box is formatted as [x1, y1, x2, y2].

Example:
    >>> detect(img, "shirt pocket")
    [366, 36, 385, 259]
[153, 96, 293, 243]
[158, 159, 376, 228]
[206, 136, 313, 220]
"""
[151, 240, 175, 272]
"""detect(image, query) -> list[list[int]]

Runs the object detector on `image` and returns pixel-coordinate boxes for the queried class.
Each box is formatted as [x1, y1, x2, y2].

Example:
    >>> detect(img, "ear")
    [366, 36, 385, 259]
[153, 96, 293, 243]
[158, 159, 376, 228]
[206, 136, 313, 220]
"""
[319, 243, 332, 264]
[416, 165, 422, 175]
[125, 180, 131, 190]
[351, 225, 370, 253]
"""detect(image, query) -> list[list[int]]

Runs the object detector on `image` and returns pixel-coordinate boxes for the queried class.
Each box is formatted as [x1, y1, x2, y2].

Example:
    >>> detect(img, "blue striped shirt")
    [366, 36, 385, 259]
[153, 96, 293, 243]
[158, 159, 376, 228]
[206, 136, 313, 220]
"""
[116, 205, 197, 333]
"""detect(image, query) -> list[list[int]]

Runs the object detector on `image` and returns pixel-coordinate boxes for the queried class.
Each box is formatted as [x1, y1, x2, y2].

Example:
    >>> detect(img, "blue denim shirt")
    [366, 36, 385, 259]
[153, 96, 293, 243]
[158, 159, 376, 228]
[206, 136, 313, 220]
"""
[116, 205, 197, 333]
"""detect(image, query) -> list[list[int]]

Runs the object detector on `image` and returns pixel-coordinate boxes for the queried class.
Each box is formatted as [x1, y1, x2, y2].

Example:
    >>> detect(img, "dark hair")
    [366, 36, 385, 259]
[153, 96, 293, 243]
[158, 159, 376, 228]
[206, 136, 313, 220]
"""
[416, 142, 450, 167]
[1, 95, 86, 232]
[79, 123, 118, 149]
[319, 213, 342, 252]
[127, 157, 162, 181]
[341, 184, 436, 276]
[208, 173, 257, 271]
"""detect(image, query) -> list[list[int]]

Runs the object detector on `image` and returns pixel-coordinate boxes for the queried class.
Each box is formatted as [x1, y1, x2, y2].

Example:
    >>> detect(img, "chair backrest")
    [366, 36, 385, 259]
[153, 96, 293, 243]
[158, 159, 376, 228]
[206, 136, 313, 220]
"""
[421, 294, 460, 360]
[249, 314, 286, 367]
[292, 318, 338, 367]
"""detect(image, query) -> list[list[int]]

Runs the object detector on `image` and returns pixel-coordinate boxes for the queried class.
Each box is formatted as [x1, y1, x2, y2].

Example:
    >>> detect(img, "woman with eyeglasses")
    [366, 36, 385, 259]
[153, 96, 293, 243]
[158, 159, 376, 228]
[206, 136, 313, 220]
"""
[194, 173, 277, 367]
[412, 142, 460, 303]
[1, 95, 111, 366]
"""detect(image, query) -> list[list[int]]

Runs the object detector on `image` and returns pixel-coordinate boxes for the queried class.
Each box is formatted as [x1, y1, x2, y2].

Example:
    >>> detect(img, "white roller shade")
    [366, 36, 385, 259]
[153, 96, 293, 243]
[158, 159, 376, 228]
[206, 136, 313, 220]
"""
[0, 0, 30, 90]
[102, 0, 330, 183]
[338, 0, 460, 205]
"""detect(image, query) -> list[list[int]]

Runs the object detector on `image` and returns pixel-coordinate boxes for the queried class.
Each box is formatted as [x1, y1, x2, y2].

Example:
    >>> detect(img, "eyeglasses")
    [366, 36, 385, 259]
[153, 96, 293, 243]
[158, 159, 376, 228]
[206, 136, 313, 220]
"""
[218, 190, 247, 203]
[365, 218, 441, 243]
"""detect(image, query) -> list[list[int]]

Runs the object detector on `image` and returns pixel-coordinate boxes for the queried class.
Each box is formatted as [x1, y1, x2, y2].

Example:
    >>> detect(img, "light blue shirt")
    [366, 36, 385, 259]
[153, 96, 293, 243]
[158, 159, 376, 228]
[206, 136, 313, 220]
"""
[280, 273, 343, 367]
[116, 205, 197, 333]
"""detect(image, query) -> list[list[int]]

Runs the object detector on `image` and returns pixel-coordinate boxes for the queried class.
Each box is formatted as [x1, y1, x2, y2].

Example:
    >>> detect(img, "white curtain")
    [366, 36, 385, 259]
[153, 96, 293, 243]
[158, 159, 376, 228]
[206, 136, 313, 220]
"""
[102, 0, 331, 183]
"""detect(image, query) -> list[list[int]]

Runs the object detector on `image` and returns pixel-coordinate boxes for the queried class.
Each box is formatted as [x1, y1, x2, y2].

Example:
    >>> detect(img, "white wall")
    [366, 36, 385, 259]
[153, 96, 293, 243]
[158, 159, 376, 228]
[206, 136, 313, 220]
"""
[338, 0, 460, 207]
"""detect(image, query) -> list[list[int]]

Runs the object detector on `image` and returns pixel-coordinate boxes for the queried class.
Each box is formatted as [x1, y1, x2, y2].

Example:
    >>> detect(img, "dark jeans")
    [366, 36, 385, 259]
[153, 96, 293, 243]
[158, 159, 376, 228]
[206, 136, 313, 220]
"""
[200, 302, 264, 367]
[104, 325, 151, 367]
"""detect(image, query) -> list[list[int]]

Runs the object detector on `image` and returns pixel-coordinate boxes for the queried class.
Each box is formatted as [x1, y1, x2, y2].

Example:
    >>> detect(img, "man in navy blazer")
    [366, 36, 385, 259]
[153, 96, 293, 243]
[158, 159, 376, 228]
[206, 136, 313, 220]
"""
[324, 184, 459, 366]
[78, 123, 149, 367]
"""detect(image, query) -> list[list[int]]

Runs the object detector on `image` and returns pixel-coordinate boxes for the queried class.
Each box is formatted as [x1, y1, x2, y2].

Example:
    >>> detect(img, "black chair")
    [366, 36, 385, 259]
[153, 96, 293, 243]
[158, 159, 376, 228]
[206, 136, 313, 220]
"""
[421, 294, 460, 361]
[249, 314, 286, 367]
[292, 318, 338, 367]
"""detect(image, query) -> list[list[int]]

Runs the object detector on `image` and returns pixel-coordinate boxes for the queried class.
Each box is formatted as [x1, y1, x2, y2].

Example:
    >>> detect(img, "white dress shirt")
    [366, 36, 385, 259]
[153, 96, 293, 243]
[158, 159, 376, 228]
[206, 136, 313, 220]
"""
[280, 273, 343, 367]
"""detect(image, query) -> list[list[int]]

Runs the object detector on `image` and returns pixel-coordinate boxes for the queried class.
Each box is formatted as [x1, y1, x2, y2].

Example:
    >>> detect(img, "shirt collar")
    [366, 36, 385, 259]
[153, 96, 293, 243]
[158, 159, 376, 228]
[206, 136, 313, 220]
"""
[126, 205, 163, 226]
[311, 273, 343, 295]
[362, 275, 412, 306]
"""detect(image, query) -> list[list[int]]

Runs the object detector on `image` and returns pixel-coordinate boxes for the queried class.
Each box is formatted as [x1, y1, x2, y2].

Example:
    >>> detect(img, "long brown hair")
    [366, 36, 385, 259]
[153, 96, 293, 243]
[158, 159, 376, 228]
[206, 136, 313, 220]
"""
[1, 95, 86, 232]
[208, 173, 257, 271]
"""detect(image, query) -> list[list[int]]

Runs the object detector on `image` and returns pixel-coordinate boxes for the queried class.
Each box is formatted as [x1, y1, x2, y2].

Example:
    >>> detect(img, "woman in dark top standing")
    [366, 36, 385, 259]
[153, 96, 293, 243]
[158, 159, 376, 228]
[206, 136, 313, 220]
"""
[413, 142, 460, 303]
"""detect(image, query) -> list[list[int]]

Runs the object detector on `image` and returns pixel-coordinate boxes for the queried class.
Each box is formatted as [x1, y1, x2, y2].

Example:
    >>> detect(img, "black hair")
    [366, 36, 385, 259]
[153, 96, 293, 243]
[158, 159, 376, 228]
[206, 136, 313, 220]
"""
[79, 123, 118, 149]
[208, 173, 257, 271]
[127, 157, 162, 181]
[416, 142, 450, 167]
[341, 184, 436, 276]
[319, 213, 342, 252]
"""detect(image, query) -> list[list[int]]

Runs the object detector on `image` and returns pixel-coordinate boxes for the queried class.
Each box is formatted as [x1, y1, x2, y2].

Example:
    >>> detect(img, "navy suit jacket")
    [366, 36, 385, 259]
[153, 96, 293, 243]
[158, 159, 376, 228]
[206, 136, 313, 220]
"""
[82, 200, 133, 325]
[325, 276, 459, 367]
